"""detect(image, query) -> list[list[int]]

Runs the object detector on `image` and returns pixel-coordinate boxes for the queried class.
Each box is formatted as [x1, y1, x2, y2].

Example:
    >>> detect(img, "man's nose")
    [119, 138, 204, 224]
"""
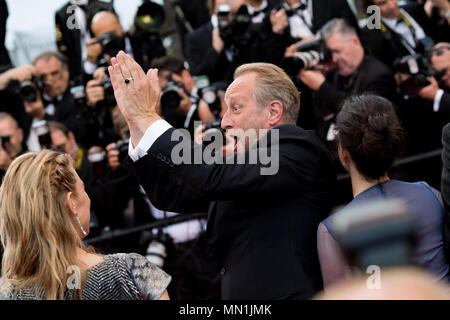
[221, 110, 233, 130]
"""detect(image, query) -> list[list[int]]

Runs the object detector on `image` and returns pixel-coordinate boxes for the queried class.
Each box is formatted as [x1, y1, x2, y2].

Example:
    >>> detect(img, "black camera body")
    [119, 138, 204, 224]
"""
[199, 85, 222, 118]
[19, 76, 43, 102]
[394, 36, 444, 98]
[161, 74, 186, 113]
[98, 76, 116, 108]
[96, 32, 125, 58]
[0, 135, 10, 150]
[218, 4, 252, 48]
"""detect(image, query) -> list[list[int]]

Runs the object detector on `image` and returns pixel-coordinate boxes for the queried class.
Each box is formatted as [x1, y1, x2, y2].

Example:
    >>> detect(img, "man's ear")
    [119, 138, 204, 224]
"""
[268, 100, 284, 126]
[338, 144, 350, 168]
[65, 191, 76, 216]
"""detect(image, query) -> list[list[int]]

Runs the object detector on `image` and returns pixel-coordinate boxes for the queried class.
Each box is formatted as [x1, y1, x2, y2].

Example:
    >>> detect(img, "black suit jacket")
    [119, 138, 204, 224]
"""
[128, 124, 336, 299]
[438, 91, 450, 115]
[441, 122, 450, 264]
[55, 1, 114, 83]
[0, 0, 11, 70]
[361, 3, 437, 70]
[311, 54, 396, 138]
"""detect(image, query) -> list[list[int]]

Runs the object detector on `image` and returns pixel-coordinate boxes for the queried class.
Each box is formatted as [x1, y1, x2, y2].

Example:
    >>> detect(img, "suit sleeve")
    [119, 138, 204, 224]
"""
[129, 128, 322, 210]
[439, 92, 450, 115]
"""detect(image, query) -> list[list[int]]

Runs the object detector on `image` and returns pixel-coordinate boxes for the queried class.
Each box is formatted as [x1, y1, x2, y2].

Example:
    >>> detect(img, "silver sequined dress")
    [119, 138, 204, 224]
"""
[0, 253, 171, 300]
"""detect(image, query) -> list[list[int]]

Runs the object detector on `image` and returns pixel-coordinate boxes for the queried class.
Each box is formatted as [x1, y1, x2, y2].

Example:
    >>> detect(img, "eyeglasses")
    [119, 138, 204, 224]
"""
[431, 46, 450, 56]
[52, 140, 67, 153]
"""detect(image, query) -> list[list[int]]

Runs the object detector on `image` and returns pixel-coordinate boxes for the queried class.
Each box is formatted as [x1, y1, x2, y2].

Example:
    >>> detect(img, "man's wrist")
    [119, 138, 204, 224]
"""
[128, 115, 162, 148]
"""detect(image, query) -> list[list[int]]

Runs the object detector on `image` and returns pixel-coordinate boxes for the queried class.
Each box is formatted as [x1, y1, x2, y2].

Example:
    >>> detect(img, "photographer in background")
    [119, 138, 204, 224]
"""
[151, 56, 201, 133]
[55, 0, 115, 84]
[0, 112, 26, 182]
[297, 19, 396, 142]
[185, 0, 289, 83]
[85, 10, 165, 76]
[419, 42, 450, 115]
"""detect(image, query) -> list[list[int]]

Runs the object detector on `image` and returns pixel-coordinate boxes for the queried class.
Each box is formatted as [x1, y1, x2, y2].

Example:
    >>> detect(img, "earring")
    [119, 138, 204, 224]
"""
[74, 212, 87, 236]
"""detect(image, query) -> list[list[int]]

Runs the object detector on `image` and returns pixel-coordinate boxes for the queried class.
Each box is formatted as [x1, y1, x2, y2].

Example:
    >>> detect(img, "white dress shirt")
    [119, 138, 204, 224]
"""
[283, 0, 314, 39]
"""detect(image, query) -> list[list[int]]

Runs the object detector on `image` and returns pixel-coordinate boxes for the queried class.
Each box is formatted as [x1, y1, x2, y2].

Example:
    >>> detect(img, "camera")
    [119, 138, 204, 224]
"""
[19, 76, 43, 102]
[32, 120, 52, 149]
[218, 3, 252, 48]
[88, 147, 107, 177]
[115, 128, 130, 163]
[394, 37, 445, 98]
[160, 74, 186, 112]
[199, 85, 223, 118]
[282, 38, 334, 76]
[95, 32, 125, 58]
[98, 76, 116, 107]
[0, 135, 10, 150]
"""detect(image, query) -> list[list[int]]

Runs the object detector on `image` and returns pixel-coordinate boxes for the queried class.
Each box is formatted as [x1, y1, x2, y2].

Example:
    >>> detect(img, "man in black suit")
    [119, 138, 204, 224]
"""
[55, 0, 114, 84]
[185, 0, 289, 83]
[419, 42, 450, 115]
[298, 18, 396, 141]
[108, 52, 336, 299]
[0, 0, 11, 72]
[441, 121, 450, 265]
[361, 0, 438, 70]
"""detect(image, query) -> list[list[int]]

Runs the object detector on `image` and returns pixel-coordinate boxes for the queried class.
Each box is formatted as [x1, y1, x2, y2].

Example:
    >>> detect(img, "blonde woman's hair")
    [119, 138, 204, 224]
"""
[234, 63, 301, 125]
[0, 150, 88, 299]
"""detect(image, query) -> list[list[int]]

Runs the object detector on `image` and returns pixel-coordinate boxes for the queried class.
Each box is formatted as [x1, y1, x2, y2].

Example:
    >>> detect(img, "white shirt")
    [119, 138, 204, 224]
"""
[434, 89, 445, 112]
[247, 0, 269, 24]
[283, 0, 314, 39]
[26, 118, 43, 152]
[381, 8, 426, 54]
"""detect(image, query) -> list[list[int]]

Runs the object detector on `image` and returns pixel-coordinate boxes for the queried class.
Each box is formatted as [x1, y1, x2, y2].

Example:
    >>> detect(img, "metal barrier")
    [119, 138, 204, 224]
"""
[86, 148, 443, 245]
[84, 212, 207, 245]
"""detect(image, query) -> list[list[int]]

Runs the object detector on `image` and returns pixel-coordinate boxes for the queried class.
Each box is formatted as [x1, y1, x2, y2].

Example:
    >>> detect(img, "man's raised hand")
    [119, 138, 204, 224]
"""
[108, 51, 162, 147]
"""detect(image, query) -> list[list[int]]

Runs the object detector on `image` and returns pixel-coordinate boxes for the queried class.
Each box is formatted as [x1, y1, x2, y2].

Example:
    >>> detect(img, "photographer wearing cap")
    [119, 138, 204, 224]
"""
[0, 112, 26, 181]
[297, 18, 395, 142]
[419, 42, 450, 115]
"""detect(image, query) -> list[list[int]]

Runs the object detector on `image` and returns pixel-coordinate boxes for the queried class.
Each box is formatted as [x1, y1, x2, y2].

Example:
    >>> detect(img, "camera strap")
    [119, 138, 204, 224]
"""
[76, 147, 83, 171]
[380, 11, 418, 55]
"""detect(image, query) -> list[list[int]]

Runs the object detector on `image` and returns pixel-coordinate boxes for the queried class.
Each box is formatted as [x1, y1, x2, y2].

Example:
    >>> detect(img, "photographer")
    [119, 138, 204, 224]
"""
[55, 0, 115, 84]
[419, 42, 450, 115]
[185, 0, 289, 83]
[85, 10, 165, 76]
[0, 51, 89, 147]
[0, 112, 26, 182]
[297, 19, 396, 141]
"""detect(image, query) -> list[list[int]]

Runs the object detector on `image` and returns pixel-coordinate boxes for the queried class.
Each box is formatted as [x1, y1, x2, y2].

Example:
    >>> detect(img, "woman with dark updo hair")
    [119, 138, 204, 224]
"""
[317, 94, 449, 289]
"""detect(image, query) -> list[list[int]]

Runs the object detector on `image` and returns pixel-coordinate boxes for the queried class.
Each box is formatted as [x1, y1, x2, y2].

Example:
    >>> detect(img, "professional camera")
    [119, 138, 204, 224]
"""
[96, 32, 126, 58]
[19, 76, 43, 102]
[160, 74, 186, 112]
[98, 76, 116, 107]
[32, 120, 52, 150]
[217, 3, 252, 48]
[199, 85, 223, 118]
[282, 38, 334, 76]
[115, 128, 130, 163]
[393, 36, 446, 98]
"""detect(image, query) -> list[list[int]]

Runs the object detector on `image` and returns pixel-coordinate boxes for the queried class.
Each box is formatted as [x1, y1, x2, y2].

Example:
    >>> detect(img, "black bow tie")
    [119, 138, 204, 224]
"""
[285, 3, 308, 18]
[76, 4, 88, 12]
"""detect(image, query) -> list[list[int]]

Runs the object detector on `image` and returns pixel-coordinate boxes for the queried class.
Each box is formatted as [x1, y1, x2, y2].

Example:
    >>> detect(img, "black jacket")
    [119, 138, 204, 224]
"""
[0, 0, 11, 70]
[441, 122, 450, 265]
[55, 0, 114, 83]
[311, 54, 396, 139]
[361, 3, 438, 70]
[437, 91, 450, 115]
[128, 124, 336, 299]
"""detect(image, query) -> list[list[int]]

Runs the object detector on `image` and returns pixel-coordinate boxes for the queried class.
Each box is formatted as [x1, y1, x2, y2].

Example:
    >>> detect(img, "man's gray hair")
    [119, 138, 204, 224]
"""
[32, 51, 68, 69]
[320, 18, 358, 41]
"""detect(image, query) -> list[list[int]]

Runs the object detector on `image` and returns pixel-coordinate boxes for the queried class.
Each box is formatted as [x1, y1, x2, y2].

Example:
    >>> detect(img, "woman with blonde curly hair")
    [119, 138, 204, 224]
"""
[0, 150, 171, 300]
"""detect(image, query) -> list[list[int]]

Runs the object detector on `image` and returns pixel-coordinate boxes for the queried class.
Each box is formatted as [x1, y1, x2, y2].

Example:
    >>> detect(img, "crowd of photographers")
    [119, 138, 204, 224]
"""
[0, 0, 449, 299]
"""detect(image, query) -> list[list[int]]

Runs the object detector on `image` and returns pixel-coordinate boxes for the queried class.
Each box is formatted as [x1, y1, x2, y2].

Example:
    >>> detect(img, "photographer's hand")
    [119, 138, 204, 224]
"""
[212, 28, 225, 54]
[109, 51, 162, 148]
[0, 65, 35, 90]
[298, 69, 326, 91]
[270, 9, 288, 35]
[106, 143, 120, 171]
[87, 39, 102, 63]
[86, 79, 105, 107]
[419, 77, 440, 100]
